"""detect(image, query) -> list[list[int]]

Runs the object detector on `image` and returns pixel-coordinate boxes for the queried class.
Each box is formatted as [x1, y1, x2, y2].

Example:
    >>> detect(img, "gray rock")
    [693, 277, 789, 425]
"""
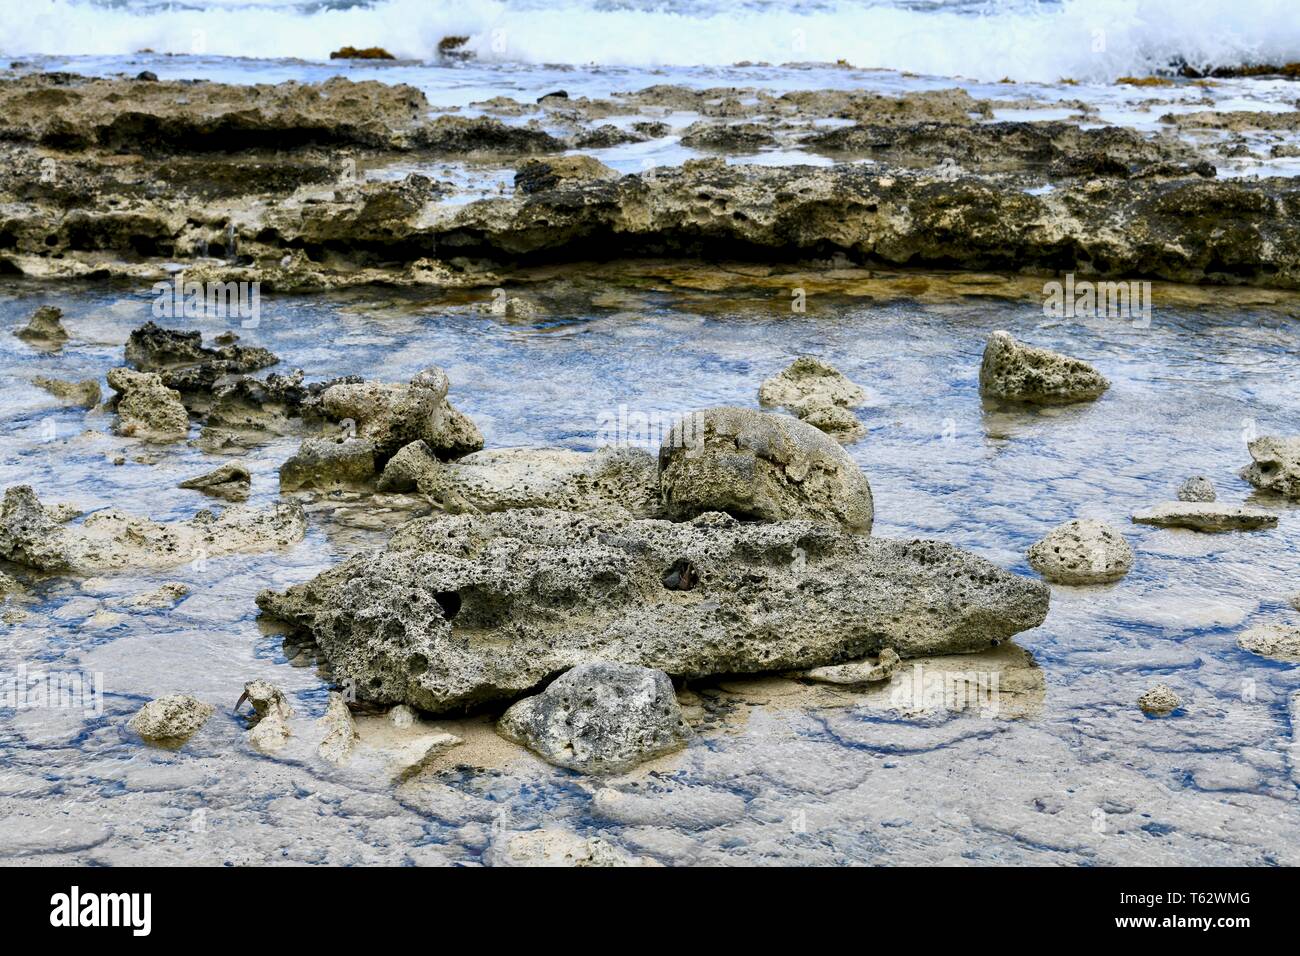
[1132, 502, 1277, 532]
[978, 331, 1109, 405]
[1138, 683, 1181, 716]
[316, 691, 358, 765]
[376, 440, 439, 492]
[658, 406, 874, 530]
[1239, 436, 1300, 498]
[178, 462, 251, 501]
[1027, 519, 1133, 584]
[423, 446, 661, 517]
[803, 647, 902, 685]
[1176, 476, 1216, 502]
[128, 694, 214, 743]
[759, 357, 867, 442]
[279, 437, 376, 491]
[106, 367, 189, 441]
[320, 367, 482, 460]
[14, 305, 68, 346]
[0, 484, 305, 573]
[498, 662, 693, 774]
[256, 508, 1050, 713]
[1236, 624, 1300, 662]
[238, 680, 293, 752]
[33, 376, 100, 408]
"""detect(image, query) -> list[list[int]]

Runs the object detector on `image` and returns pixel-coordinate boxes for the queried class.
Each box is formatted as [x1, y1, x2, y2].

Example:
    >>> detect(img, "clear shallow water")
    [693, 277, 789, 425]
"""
[2, 275, 1299, 865]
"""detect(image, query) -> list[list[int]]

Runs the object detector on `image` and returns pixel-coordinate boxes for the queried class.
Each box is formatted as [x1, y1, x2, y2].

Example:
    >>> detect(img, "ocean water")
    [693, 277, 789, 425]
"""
[4, 0, 1300, 83]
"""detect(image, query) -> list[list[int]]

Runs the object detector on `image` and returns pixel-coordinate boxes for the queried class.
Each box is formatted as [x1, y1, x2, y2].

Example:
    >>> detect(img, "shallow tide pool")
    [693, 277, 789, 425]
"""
[2, 273, 1299, 865]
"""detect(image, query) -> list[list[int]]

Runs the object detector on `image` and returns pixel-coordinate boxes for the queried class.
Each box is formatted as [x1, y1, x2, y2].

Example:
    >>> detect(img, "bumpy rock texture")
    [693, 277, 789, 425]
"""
[1236, 625, 1300, 662]
[1138, 684, 1182, 715]
[128, 694, 214, 743]
[658, 406, 874, 530]
[1177, 476, 1217, 502]
[0, 485, 305, 572]
[1027, 519, 1134, 585]
[1239, 436, 1300, 498]
[979, 331, 1110, 405]
[106, 367, 190, 440]
[280, 437, 377, 492]
[1132, 502, 1278, 532]
[758, 357, 867, 442]
[33, 376, 100, 408]
[14, 306, 68, 346]
[417, 447, 662, 518]
[319, 367, 482, 461]
[256, 508, 1049, 714]
[498, 662, 692, 774]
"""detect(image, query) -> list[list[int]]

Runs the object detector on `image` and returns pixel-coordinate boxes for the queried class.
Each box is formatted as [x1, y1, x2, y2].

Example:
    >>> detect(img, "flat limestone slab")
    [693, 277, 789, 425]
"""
[1132, 502, 1278, 532]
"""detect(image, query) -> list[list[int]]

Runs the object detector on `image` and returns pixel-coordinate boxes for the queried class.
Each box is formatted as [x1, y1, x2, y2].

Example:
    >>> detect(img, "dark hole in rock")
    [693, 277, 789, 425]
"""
[662, 558, 698, 591]
[434, 590, 462, 621]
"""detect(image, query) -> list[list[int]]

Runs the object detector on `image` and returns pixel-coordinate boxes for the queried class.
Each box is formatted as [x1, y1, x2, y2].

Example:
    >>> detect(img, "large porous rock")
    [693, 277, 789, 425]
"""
[514, 155, 617, 195]
[1026, 519, 1133, 584]
[0, 484, 305, 573]
[758, 357, 867, 443]
[128, 694, 214, 744]
[658, 406, 874, 530]
[978, 331, 1109, 405]
[1132, 502, 1277, 532]
[1240, 436, 1300, 498]
[178, 462, 251, 501]
[319, 367, 482, 460]
[498, 662, 693, 774]
[106, 367, 190, 441]
[14, 306, 68, 347]
[280, 437, 377, 491]
[417, 446, 662, 517]
[256, 508, 1049, 713]
[376, 440, 440, 492]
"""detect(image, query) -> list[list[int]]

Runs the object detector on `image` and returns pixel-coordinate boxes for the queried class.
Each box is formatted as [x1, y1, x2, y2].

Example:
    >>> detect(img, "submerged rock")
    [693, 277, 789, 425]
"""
[1177, 476, 1217, 502]
[178, 462, 252, 502]
[978, 331, 1109, 405]
[256, 508, 1049, 713]
[1239, 436, 1300, 498]
[1138, 684, 1181, 716]
[658, 406, 874, 530]
[421, 446, 662, 518]
[279, 437, 377, 492]
[123, 582, 189, 609]
[33, 376, 100, 408]
[1236, 624, 1300, 662]
[106, 367, 189, 441]
[128, 694, 214, 744]
[1027, 519, 1134, 585]
[488, 830, 656, 868]
[0, 485, 305, 572]
[803, 647, 902, 685]
[14, 306, 68, 346]
[1132, 502, 1277, 532]
[498, 662, 693, 774]
[758, 357, 867, 441]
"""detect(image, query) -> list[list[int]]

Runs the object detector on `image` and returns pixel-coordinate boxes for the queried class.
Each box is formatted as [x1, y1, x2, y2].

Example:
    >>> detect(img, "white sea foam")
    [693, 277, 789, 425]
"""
[3, 0, 1300, 83]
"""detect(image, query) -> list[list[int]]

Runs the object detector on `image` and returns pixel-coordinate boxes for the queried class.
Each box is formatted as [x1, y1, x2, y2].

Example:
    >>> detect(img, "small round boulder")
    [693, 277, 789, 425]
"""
[1026, 518, 1133, 585]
